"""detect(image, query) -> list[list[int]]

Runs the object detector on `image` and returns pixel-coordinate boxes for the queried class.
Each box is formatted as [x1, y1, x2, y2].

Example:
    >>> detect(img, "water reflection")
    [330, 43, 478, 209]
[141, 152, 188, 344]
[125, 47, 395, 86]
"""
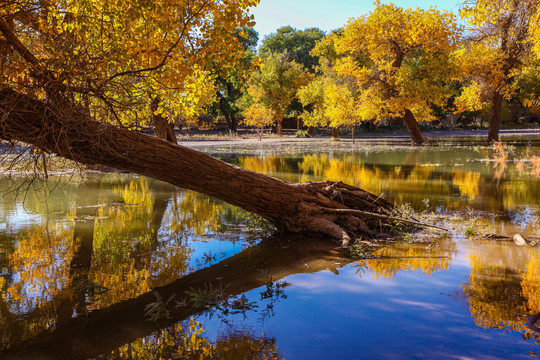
[1, 236, 349, 359]
[462, 239, 540, 341]
[95, 319, 283, 360]
[237, 149, 540, 214]
[358, 238, 456, 279]
[0, 176, 234, 351]
[0, 143, 539, 359]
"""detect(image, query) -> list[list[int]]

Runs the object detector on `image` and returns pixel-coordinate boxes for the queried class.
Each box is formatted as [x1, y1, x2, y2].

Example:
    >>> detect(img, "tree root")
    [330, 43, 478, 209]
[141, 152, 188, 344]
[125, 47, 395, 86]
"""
[293, 181, 447, 246]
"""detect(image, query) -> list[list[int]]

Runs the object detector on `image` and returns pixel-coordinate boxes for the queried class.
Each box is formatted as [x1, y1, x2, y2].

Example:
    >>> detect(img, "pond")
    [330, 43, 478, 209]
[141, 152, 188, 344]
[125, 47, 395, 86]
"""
[1, 138, 540, 359]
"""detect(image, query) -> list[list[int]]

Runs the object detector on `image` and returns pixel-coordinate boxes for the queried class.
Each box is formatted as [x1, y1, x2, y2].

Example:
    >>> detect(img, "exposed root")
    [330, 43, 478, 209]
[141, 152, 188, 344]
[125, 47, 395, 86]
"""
[309, 217, 352, 245]
[295, 180, 446, 245]
[323, 208, 450, 232]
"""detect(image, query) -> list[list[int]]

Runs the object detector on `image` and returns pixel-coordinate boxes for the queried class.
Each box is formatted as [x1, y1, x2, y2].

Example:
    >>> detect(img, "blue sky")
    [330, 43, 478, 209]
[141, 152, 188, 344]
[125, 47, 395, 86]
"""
[250, 0, 463, 42]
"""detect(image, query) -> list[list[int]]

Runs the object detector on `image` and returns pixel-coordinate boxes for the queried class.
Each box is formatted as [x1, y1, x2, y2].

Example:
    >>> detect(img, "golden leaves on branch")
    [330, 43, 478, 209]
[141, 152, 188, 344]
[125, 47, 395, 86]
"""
[1, 0, 259, 126]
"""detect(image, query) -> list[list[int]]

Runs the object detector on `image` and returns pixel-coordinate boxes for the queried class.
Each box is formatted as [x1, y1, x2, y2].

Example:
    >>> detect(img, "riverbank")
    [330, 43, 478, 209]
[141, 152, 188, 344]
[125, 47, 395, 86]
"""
[177, 128, 540, 148]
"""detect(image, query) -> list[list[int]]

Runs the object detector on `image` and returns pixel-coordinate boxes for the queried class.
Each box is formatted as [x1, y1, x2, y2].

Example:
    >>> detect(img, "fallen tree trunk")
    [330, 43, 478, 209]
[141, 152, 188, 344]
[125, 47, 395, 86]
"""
[0, 88, 402, 244]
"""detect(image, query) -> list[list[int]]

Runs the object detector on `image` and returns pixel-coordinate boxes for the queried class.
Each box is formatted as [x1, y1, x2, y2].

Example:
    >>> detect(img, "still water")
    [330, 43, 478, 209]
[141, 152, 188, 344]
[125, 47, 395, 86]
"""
[0, 139, 539, 359]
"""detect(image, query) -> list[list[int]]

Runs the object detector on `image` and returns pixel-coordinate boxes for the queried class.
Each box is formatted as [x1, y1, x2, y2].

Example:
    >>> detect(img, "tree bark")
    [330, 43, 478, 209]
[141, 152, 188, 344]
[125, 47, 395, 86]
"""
[224, 114, 238, 133]
[276, 119, 283, 136]
[332, 127, 339, 139]
[0, 89, 400, 244]
[488, 92, 503, 143]
[402, 109, 426, 145]
[150, 97, 178, 144]
[297, 118, 303, 130]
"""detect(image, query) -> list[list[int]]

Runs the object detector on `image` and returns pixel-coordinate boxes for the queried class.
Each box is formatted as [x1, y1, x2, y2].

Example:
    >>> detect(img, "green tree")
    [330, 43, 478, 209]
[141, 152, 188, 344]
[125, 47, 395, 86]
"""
[246, 52, 311, 135]
[210, 27, 259, 133]
[259, 26, 325, 71]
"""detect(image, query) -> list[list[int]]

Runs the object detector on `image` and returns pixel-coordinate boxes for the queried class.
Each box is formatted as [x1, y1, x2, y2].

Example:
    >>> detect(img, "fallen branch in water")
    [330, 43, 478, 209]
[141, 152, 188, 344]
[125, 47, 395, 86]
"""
[483, 233, 539, 246]
[323, 208, 450, 232]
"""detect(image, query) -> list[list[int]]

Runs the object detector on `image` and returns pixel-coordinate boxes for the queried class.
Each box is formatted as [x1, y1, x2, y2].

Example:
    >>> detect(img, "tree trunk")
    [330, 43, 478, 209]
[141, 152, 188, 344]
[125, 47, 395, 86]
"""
[307, 126, 315, 137]
[332, 127, 339, 139]
[0, 89, 400, 244]
[509, 97, 521, 125]
[297, 118, 303, 130]
[151, 97, 178, 144]
[277, 119, 283, 136]
[351, 126, 355, 145]
[488, 92, 503, 143]
[402, 109, 427, 145]
[224, 114, 237, 133]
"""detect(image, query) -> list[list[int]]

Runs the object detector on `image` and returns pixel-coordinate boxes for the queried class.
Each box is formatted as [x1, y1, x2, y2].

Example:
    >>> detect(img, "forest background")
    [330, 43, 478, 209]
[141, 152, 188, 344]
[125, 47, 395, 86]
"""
[2, 0, 540, 148]
[171, 0, 540, 145]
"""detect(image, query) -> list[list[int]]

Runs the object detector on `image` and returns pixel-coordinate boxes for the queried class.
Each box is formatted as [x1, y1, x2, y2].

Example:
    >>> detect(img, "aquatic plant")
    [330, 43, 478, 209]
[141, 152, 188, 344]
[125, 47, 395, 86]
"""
[185, 283, 227, 309]
[144, 292, 176, 322]
[465, 227, 478, 237]
[348, 239, 371, 258]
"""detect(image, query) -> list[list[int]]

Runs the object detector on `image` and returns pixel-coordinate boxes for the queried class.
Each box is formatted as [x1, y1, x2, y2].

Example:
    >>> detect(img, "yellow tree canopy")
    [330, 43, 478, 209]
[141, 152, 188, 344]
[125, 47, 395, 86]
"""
[243, 102, 276, 129]
[335, 1, 460, 122]
[297, 78, 327, 127]
[0, 0, 258, 126]
[533, 6, 540, 57]
[455, 0, 539, 114]
[298, 76, 363, 129]
[298, 30, 363, 129]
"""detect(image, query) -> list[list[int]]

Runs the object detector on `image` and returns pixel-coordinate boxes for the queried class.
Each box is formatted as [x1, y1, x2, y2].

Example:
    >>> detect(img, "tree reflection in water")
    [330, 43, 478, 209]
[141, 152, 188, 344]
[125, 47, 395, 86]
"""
[237, 150, 540, 213]
[462, 241, 540, 343]
[1, 144, 539, 358]
[355, 238, 456, 279]
[94, 318, 283, 360]
[0, 176, 226, 351]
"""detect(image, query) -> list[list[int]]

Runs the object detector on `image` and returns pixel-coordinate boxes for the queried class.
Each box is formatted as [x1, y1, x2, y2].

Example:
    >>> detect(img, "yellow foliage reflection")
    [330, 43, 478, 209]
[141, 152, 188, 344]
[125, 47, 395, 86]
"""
[168, 191, 223, 236]
[1, 224, 75, 348]
[522, 255, 540, 316]
[89, 178, 192, 308]
[361, 240, 455, 279]
[464, 254, 526, 330]
[452, 171, 481, 200]
[7, 224, 74, 310]
[1, 177, 211, 348]
[238, 152, 539, 213]
[463, 243, 540, 336]
[96, 318, 283, 360]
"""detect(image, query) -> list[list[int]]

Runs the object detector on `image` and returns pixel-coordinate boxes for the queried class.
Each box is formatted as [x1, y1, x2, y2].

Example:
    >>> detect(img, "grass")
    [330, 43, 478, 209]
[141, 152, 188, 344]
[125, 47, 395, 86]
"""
[465, 227, 478, 237]
[295, 130, 309, 138]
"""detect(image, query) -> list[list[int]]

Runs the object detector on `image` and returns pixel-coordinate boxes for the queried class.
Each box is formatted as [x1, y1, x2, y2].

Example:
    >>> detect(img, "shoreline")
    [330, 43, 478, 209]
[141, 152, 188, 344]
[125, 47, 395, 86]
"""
[177, 128, 540, 148]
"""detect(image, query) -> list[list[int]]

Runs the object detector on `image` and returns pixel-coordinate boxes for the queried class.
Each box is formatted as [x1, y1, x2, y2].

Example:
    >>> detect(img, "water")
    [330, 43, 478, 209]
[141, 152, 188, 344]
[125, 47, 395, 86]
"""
[0, 139, 539, 359]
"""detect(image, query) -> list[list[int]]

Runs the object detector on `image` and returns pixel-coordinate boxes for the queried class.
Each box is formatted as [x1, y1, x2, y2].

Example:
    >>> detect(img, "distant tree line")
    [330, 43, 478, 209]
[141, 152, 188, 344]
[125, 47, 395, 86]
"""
[204, 1, 540, 144]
